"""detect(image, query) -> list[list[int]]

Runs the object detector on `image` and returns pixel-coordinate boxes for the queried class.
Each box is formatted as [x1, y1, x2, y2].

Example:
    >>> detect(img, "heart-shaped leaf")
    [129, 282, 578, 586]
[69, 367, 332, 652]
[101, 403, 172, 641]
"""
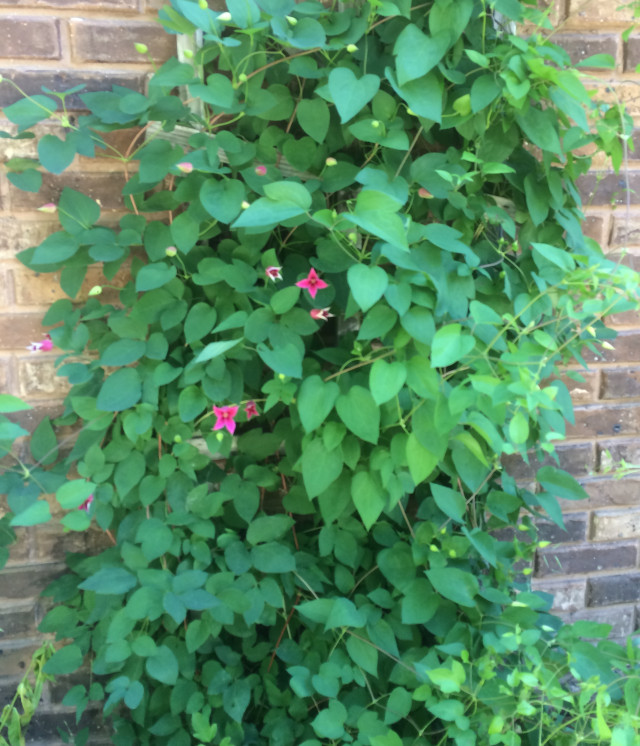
[328, 68, 380, 123]
[297, 375, 339, 433]
[347, 264, 388, 312]
[369, 359, 406, 404]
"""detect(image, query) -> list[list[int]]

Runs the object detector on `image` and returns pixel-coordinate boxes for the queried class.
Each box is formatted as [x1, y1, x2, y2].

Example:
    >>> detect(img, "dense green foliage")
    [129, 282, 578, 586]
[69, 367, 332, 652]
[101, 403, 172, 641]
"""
[2, 0, 640, 743]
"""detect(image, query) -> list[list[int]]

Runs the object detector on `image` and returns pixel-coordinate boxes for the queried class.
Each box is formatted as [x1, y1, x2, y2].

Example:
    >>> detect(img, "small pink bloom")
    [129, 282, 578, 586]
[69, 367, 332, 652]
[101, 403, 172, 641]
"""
[310, 307, 334, 322]
[255, 165, 267, 176]
[296, 268, 328, 299]
[26, 342, 43, 352]
[26, 334, 52, 352]
[79, 495, 94, 513]
[213, 404, 239, 435]
[265, 266, 282, 281]
[37, 203, 57, 213]
[245, 400, 259, 419]
[176, 162, 193, 174]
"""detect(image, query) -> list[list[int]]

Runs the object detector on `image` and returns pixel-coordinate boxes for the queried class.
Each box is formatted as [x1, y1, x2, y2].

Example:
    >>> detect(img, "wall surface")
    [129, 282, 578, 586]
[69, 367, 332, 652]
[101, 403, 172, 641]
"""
[1, 0, 640, 742]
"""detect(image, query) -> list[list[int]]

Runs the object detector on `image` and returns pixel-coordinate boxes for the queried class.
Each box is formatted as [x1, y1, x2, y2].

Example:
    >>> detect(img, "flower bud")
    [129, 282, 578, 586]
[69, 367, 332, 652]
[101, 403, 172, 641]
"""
[238, 72, 248, 83]
[37, 202, 57, 213]
[134, 42, 148, 54]
[88, 285, 102, 296]
[255, 165, 267, 176]
[418, 187, 433, 198]
[538, 540, 551, 548]
[198, 0, 208, 8]
[183, 49, 193, 59]
[347, 232, 357, 242]
[176, 161, 193, 174]
[522, 567, 533, 576]
[278, 373, 286, 381]
[241, 200, 250, 209]
[601, 341, 615, 350]
[286, 15, 297, 24]
[174, 434, 182, 443]
[165, 246, 178, 257]
[346, 44, 358, 53]
[325, 157, 337, 167]
[218, 11, 232, 20]
[216, 431, 224, 442]
[371, 120, 380, 128]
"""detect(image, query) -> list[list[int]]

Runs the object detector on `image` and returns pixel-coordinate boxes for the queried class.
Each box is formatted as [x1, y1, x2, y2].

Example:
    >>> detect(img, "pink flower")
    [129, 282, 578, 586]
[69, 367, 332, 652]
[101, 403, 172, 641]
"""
[213, 404, 239, 435]
[78, 495, 94, 513]
[245, 400, 259, 419]
[255, 165, 267, 176]
[296, 268, 328, 299]
[26, 334, 52, 352]
[37, 203, 57, 213]
[310, 307, 334, 321]
[176, 162, 193, 174]
[265, 266, 282, 281]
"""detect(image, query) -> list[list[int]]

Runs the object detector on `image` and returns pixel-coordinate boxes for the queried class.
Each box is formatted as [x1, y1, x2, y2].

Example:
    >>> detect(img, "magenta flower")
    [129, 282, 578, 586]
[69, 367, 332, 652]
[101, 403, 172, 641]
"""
[176, 162, 193, 174]
[255, 165, 267, 176]
[78, 495, 94, 513]
[296, 268, 328, 299]
[265, 266, 282, 281]
[213, 404, 239, 435]
[245, 400, 259, 419]
[26, 334, 53, 352]
[310, 307, 334, 321]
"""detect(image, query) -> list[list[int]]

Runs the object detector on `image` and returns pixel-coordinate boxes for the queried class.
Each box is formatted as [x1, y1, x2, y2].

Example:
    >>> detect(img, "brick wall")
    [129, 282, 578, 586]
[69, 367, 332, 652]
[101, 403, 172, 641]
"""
[2, 0, 640, 741]
[0, 0, 174, 741]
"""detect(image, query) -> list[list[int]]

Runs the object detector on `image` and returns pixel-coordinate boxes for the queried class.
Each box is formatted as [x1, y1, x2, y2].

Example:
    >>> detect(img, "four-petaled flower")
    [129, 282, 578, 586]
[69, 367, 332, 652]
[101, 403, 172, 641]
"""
[296, 268, 328, 299]
[245, 400, 259, 420]
[310, 307, 334, 322]
[265, 266, 282, 281]
[26, 334, 53, 353]
[213, 404, 239, 435]
[79, 494, 94, 513]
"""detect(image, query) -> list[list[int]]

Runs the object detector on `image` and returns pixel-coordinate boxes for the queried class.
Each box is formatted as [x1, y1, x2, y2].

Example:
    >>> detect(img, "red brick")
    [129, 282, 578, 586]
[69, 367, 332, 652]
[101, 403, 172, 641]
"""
[592, 508, 640, 541]
[0, 17, 61, 60]
[503, 442, 595, 480]
[70, 19, 176, 63]
[8, 171, 127, 212]
[554, 33, 619, 68]
[567, 403, 640, 439]
[535, 541, 637, 577]
[0, 564, 66, 601]
[530, 577, 586, 612]
[586, 332, 640, 364]
[566, 0, 635, 25]
[587, 572, 640, 605]
[581, 477, 640, 509]
[0, 69, 146, 109]
[601, 368, 640, 399]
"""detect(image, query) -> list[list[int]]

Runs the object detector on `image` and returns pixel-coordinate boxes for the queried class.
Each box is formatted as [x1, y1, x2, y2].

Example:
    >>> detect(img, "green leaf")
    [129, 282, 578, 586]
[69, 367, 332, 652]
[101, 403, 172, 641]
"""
[325, 597, 366, 629]
[247, 514, 294, 545]
[250, 542, 296, 572]
[193, 73, 236, 107]
[263, 180, 312, 209]
[200, 178, 245, 223]
[537, 466, 588, 500]
[297, 98, 330, 143]
[312, 700, 347, 739]
[146, 646, 179, 685]
[31, 231, 80, 265]
[346, 634, 378, 676]
[297, 375, 339, 433]
[509, 411, 529, 444]
[431, 484, 466, 522]
[97, 369, 142, 411]
[56, 480, 94, 509]
[0, 394, 31, 413]
[223, 679, 252, 723]
[30, 416, 57, 465]
[178, 385, 208, 422]
[194, 338, 242, 364]
[394, 25, 449, 85]
[406, 434, 438, 485]
[431, 324, 475, 367]
[270, 286, 300, 315]
[347, 264, 389, 312]
[328, 68, 380, 123]
[401, 579, 439, 624]
[576, 53, 615, 69]
[257, 341, 303, 378]
[10, 500, 52, 527]
[38, 134, 77, 174]
[336, 386, 380, 444]
[351, 471, 385, 530]
[79, 567, 137, 595]
[100, 339, 146, 366]
[136, 262, 177, 291]
[426, 567, 479, 607]
[4, 94, 57, 131]
[58, 188, 100, 234]
[386, 67, 443, 123]
[43, 644, 83, 675]
[232, 197, 307, 228]
[8, 169, 42, 192]
[515, 105, 562, 155]
[302, 438, 343, 498]
[369, 359, 406, 404]
[385, 687, 412, 725]
[470, 74, 501, 113]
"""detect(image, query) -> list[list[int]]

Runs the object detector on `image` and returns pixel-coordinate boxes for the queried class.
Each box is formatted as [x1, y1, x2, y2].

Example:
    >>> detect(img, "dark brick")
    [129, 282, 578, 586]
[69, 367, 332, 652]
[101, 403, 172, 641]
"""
[0, 69, 146, 109]
[567, 403, 640, 439]
[9, 172, 127, 212]
[555, 33, 619, 68]
[70, 19, 176, 63]
[0, 640, 40, 677]
[625, 34, 640, 71]
[0, 603, 42, 638]
[586, 332, 640, 364]
[535, 541, 637, 577]
[535, 513, 588, 544]
[503, 442, 594, 480]
[0, 17, 61, 59]
[0, 564, 66, 600]
[559, 604, 636, 640]
[587, 573, 640, 606]
[599, 439, 640, 471]
[24, 707, 111, 744]
[601, 369, 640, 399]
[582, 477, 640, 509]
[576, 171, 640, 207]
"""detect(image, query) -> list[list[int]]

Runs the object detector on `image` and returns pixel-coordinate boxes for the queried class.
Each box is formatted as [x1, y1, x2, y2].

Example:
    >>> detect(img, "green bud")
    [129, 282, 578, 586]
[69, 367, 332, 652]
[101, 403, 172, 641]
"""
[183, 49, 193, 59]
[88, 285, 102, 296]
[371, 120, 380, 128]
[238, 72, 248, 83]
[174, 434, 182, 443]
[429, 544, 439, 552]
[218, 11, 232, 21]
[216, 431, 224, 442]
[198, 0, 208, 8]
[285, 14, 297, 24]
[347, 232, 357, 242]
[346, 44, 358, 53]
[165, 246, 178, 257]
[134, 42, 148, 54]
